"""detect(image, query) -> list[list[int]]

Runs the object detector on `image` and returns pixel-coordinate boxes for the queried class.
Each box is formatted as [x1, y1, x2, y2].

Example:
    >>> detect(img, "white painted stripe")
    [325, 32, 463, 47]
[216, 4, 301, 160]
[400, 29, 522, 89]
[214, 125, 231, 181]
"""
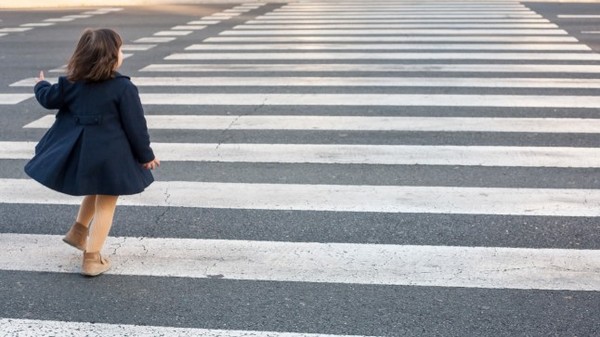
[139, 63, 600, 73]
[122, 44, 155, 51]
[172, 25, 206, 30]
[92, 7, 123, 13]
[165, 52, 599, 61]
[205, 16, 236, 20]
[220, 29, 564, 35]
[20, 22, 55, 27]
[5, 141, 600, 168]
[154, 30, 193, 36]
[581, 31, 600, 34]
[187, 20, 220, 24]
[43, 18, 75, 22]
[127, 76, 600, 88]
[204, 36, 578, 42]
[234, 23, 559, 29]
[136, 93, 600, 109]
[80, 7, 120, 13]
[1, 234, 600, 291]
[256, 15, 543, 19]
[0, 94, 33, 104]
[281, 3, 527, 6]
[2, 177, 600, 216]
[212, 13, 240, 16]
[274, 8, 530, 12]
[24, 115, 600, 134]
[0, 33, 6, 37]
[0, 27, 32, 33]
[558, 14, 600, 18]
[62, 14, 92, 19]
[0, 318, 374, 337]
[150, 144, 600, 168]
[246, 19, 552, 23]
[134, 37, 176, 43]
[13, 76, 600, 89]
[264, 7, 537, 16]
[274, 6, 531, 10]
[263, 12, 540, 16]
[186, 43, 590, 51]
[282, 2, 526, 5]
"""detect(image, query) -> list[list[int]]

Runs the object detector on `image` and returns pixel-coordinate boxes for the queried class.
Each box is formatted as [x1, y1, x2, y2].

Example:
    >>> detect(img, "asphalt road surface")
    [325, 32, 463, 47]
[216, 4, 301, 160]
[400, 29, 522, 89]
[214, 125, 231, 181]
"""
[0, 1, 599, 336]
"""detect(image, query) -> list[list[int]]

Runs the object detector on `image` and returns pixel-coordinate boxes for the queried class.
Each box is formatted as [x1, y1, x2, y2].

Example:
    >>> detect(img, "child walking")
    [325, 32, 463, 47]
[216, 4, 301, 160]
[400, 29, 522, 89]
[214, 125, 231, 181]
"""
[25, 28, 160, 277]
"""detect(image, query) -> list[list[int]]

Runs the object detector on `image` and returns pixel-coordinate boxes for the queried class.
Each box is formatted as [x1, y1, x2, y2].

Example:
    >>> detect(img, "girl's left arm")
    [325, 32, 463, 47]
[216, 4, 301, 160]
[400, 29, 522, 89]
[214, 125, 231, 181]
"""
[34, 71, 63, 109]
[118, 81, 156, 165]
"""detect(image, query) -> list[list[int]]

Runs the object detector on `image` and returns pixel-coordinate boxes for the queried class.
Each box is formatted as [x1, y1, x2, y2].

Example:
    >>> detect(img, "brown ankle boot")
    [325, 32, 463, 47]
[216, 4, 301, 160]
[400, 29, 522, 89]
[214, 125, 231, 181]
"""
[81, 251, 111, 277]
[62, 222, 88, 251]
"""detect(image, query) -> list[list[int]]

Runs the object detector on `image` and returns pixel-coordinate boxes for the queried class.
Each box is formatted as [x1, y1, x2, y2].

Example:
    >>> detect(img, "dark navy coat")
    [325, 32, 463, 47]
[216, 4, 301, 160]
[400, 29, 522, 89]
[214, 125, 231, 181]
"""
[25, 73, 155, 196]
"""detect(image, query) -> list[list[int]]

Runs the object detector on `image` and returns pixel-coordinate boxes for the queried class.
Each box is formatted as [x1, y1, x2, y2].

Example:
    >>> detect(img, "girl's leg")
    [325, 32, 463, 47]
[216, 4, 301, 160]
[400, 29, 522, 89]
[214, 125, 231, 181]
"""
[87, 194, 119, 253]
[76, 195, 97, 227]
[63, 195, 96, 251]
[82, 195, 118, 277]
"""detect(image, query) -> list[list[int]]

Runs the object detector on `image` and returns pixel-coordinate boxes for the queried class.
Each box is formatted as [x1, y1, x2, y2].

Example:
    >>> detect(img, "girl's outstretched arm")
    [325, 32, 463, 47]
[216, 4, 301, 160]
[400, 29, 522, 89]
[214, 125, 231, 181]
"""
[34, 71, 63, 109]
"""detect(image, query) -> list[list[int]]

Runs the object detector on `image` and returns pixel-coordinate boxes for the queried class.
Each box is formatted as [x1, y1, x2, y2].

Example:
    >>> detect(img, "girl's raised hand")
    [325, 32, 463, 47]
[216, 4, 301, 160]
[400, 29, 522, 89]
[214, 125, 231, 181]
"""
[143, 158, 160, 170]
[35, 71, 45, 83]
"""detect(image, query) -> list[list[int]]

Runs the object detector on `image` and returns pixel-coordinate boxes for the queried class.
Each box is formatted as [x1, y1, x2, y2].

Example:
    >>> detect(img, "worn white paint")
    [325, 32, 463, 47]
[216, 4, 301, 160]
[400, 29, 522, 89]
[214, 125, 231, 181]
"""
[0, 179, 599, 216]
[22, 115, 600, 134]
[0, 94, 33, 105]
[5, 141, 600, 167]
[1, 233, 600, 290]
[165, 52, 598, 61]
[134, 93, 600, 109]
[0, 318, 377, 337]
[186, 43, 589, 51]
[13, 76, 600, 88]
[139, 63, 600, 73]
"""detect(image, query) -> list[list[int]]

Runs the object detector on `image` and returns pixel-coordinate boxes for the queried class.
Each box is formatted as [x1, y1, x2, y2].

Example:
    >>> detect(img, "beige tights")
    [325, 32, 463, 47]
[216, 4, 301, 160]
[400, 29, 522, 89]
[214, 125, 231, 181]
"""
[75, 195, 119, 253]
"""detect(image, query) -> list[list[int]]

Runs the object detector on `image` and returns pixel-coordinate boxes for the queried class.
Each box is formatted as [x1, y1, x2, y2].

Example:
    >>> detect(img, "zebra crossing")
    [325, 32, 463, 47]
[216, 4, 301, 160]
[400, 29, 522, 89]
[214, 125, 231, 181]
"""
[2, 0, 600, 335]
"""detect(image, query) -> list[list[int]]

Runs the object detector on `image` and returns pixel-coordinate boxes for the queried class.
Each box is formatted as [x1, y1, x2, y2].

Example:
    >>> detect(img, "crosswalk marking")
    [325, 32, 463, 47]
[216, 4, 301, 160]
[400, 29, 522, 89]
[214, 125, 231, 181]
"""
[20, 22, 55, 27]
[1, 179, 599, 216]
[187, 20, 220, 24]
[154, 30, 193, 36]
[4, 141, 599, 167]
[557, 14, 600, 18]
[2, 233, 600, 290]
[136, 93, 600, 109]
[165, 52, 598, 61]
[245, 18, 552, 23]
[233, 23, 560, 29]
[22, 115, 600, 134]
[134, 37, 176, 43]
[43, 18, 75, 22]
[0, 318, 376, 337]
[255, 15, 544, 19]
[121, 44, 156, 51]
[0, 94, 33, 104]
[0, 27, 33, 33]
[265, 12, 537, 16]
[139, 63, 600, 73]
[171, 25, 206, 30]
[185, 43, 589, 51]
[13, 76, 600, 88]
[220, 29, 563, 35]
[204, 36, 578, 42]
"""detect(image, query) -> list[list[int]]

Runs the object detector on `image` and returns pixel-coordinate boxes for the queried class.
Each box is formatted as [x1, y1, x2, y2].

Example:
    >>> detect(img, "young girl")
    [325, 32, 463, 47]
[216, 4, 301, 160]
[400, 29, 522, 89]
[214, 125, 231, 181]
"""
[25, 28, 160, 277]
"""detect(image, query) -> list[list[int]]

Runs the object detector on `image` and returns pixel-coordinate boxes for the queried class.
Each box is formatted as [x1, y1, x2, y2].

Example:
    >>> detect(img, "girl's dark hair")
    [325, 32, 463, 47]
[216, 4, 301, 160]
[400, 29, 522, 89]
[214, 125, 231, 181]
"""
[66, 28, 122, 82]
